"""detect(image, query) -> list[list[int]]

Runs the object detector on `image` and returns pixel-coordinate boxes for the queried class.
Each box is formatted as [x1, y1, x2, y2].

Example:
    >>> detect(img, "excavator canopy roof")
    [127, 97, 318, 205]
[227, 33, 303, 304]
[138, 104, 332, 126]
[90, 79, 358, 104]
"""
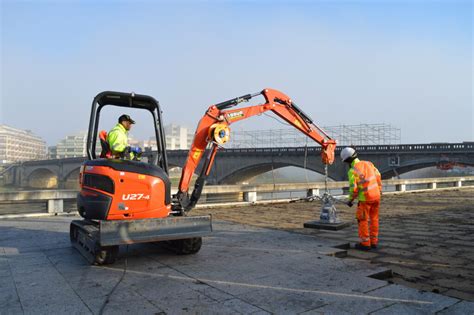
[94, 91, 160, 112]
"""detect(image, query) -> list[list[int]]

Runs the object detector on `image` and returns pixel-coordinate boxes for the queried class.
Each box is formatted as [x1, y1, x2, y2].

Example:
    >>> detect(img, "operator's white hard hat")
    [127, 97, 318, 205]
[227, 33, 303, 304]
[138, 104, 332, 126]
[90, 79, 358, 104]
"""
[340, 147, 356, 162]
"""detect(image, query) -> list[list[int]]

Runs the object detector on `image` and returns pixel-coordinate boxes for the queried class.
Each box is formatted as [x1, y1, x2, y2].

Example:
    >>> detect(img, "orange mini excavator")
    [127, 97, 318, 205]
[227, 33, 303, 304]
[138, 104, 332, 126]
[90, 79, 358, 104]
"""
[70, 89, 336, 265]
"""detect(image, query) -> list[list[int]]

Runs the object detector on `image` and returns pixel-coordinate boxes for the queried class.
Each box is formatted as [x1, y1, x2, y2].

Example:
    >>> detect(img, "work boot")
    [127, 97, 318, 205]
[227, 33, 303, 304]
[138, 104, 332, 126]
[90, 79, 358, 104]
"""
[354, 243, 371, 251]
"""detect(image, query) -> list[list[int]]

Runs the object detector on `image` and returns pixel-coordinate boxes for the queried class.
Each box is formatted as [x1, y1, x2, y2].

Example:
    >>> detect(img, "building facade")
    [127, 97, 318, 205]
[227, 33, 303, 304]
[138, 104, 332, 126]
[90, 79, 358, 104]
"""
[0, 125, 47, 164]
[56, 131, 88, 159]
[48, 146, 57, 159]
[164, 124, 194, 150]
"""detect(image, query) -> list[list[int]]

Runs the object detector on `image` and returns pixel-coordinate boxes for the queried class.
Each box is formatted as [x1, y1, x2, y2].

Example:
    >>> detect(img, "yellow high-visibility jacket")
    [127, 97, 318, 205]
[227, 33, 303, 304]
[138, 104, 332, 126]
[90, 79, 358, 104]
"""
[107, 123, 129, 156]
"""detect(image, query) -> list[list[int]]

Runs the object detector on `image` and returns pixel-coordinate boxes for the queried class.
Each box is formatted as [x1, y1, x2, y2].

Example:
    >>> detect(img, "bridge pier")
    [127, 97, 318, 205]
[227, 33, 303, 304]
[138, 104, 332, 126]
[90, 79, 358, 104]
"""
[429, 182, 437, 189]
[307, 188, 319, 197]
[243, 191, 257, 203]
[48, 199, 64, 214]
[396, 184, 407, 192]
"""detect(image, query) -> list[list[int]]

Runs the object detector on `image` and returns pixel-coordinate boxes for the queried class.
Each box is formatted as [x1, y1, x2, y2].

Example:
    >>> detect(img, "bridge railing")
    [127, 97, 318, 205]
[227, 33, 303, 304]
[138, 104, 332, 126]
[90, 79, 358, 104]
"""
[217, 142, 474, 154]
[0, 176, 473, 217]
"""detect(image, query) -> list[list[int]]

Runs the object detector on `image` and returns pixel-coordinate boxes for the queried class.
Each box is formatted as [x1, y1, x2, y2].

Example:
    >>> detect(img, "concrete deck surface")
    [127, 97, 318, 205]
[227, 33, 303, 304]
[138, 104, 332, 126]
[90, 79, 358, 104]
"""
[1, 215, 471, 314]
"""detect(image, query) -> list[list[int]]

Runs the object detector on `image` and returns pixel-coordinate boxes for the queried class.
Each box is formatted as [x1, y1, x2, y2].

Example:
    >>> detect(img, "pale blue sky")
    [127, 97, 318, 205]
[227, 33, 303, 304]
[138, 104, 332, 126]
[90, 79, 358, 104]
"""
[1, 0, 472, 145]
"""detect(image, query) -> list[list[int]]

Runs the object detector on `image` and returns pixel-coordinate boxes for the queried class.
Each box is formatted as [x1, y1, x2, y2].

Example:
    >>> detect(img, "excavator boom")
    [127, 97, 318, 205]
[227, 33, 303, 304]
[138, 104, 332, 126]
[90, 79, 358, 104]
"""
[175, 88, 336, 212]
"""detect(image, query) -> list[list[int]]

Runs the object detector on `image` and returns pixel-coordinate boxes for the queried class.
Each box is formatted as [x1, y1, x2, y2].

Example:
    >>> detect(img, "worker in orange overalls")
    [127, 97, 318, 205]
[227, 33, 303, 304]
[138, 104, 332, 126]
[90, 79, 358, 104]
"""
[341, 147, 382, 251]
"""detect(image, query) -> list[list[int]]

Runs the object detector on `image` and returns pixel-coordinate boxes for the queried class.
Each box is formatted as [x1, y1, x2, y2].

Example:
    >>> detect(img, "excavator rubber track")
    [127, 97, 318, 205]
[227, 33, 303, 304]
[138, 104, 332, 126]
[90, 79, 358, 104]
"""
[70, 220, 119, 265]
[70, 215, 212, 265]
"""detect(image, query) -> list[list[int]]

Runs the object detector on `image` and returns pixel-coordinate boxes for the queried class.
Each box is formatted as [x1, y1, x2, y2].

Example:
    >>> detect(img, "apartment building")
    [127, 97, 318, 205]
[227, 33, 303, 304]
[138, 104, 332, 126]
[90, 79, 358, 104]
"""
[0, 125, 47, 164]
[164, 124, 194, 150]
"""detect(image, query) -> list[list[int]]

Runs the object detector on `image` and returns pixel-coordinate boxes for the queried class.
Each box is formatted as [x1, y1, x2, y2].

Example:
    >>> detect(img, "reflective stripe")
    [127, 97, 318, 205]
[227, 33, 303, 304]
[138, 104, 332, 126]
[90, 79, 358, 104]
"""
[366, 182, 379, 191]
[361, 182, 379, 192]
[351, 160, 381, 201]
[365, 175, 376, 182]
[353, 166, 363, 176]
[353, 168, 375, 183]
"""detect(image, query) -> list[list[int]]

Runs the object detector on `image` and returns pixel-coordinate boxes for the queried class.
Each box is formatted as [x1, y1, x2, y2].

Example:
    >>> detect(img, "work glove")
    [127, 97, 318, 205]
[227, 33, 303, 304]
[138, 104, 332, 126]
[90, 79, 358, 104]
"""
[128, 146, 142, 154]
[347, 200, 354, 207]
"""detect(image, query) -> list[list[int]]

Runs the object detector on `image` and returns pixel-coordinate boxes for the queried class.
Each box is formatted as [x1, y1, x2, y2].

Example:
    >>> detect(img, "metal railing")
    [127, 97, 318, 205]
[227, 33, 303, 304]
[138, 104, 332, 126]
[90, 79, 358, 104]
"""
[219, 142, 474, 154]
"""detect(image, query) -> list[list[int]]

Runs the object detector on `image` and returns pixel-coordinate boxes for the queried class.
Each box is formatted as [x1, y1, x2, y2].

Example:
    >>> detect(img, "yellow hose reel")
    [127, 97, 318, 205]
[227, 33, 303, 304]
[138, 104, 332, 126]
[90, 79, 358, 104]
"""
[209, 123, 230, 145]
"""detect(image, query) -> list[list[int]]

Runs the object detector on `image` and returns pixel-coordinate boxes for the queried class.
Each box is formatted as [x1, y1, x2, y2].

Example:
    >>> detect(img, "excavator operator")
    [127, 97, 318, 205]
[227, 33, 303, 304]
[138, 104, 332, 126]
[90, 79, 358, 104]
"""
[107, 114, 142, 160]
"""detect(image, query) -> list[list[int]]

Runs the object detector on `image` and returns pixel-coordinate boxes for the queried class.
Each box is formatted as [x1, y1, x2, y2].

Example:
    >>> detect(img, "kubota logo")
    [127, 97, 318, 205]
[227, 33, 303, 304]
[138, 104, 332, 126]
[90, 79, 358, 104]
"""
[226, 111, 244, 120]
[122, 194, 150, 201]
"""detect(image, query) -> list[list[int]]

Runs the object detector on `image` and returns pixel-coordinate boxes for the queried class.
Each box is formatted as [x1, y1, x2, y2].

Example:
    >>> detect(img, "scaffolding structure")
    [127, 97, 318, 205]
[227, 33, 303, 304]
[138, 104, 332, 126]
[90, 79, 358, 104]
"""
[225, 123, 401, 148]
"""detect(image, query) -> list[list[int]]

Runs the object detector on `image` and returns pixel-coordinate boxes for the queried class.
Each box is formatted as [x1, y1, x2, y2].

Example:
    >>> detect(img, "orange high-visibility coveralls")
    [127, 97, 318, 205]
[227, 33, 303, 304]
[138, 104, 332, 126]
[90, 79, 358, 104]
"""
[347, 158, 382, 247]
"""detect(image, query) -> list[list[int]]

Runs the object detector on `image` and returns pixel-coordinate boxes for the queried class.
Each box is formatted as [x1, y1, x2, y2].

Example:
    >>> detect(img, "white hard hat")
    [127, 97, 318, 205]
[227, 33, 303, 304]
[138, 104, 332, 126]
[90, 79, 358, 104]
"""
[340, 147, 356, 162]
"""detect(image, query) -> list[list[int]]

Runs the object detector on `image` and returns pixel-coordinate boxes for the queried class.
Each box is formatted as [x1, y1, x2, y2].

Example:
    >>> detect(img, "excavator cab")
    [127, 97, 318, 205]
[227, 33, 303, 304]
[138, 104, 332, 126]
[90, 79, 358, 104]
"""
[70, 91, 211, 265]
[77, 91, 171, 221]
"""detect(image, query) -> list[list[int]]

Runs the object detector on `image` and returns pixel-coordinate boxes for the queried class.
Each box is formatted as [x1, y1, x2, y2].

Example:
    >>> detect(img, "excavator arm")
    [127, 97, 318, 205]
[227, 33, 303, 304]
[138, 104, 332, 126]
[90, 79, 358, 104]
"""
[174, 88, 336, 212]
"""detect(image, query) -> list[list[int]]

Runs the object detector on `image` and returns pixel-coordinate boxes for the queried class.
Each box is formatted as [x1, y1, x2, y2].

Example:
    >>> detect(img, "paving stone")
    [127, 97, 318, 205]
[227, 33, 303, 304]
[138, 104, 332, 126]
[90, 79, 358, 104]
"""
[377, 247, 417, 257]
[372, 256, 422, 266]
[389, 265, 431, 280]
[303, 299, 394, 314]
[445, 240, 474, 247]
[86, 287, 162, 315]
[380, 242, 412, 249]
[408, 235, 434, 241]
[369, 284, 459, 313]
[299, 307, 337, 315]
[438, 300, 474, 314]
[379, 231, 408, 237]
[403, 230, 438, 237]
[442, 288, 474, 302]
[378, 236, 405, 242]
[346, 249, 380, 259]
[0, 286, 21, 312]
[413, 246, 460, 257]
[427, 265, 474, 278]
[235, 289, 327, 314]
[221, 298, 271, 314]
[390, 277, 450, 295]
[458, 251, 474, 261]
[432, 277, 474, 292]
[0, 302, 23, 315]
[372, 302, 440, 314]
[417, 254, 469, 266]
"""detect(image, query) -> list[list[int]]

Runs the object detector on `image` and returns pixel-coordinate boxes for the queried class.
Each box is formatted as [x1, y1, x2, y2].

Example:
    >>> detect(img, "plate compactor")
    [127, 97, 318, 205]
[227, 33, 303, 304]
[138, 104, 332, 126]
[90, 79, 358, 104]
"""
[71, 89, 336, 265]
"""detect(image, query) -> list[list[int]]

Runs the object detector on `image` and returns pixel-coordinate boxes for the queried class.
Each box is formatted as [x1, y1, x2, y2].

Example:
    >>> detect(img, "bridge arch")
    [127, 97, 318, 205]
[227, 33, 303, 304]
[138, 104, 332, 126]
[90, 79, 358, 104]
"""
[218, 162, 327, 184]
[63, 167, 81, 189]
[27, 168, 58, 189]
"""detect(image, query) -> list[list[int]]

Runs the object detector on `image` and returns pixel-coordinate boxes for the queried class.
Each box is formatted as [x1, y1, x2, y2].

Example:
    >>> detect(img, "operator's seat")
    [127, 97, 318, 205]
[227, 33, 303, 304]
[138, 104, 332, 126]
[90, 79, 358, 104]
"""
[99, 130, 113, 158]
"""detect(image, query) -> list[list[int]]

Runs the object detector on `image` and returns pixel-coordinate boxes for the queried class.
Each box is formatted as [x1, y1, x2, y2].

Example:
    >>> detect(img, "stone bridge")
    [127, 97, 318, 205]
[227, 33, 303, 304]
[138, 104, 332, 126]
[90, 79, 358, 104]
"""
[2, 142, 473, 189]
